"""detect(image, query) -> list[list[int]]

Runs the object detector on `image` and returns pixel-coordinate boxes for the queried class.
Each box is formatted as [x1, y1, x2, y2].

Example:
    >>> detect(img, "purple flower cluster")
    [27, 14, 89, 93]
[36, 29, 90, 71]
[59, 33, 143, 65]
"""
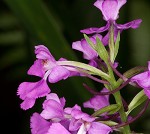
[30, 93, 112, 134]
[17, 0, 150, 134]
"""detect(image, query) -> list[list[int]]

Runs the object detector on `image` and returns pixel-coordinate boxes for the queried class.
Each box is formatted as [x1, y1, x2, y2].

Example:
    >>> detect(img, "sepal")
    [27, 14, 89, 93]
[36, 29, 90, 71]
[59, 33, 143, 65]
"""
[126, 90, 147, 115]
[92, 104, 121, 117]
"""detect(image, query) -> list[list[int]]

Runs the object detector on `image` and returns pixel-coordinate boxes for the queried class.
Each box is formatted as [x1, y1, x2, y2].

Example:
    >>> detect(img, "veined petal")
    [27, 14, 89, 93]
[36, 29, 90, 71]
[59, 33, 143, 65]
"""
[131, 71, 150, 89]
[88, 122, 112, 134]
[35, 45, 55, 61]
[83, 88, 110, 111]
[47, 123, 71, 134]
[21, 98, 35, 110]
[17, 79, 50, 110]
[27, 59, 44, 77]
[46, 93, 66, 107]
[94, 0, 126, 21]
[17, 79, 50, 99]
[71, 109, 95, 122]
[69, 118, 83, 131]
[41, 99, 64, 119]
[80, 23, 109, 34]
[48, 66, 70, 83]
[116, 19, 142, 30]
[30, 113, 51, 134]
[72, 34, 103, 60]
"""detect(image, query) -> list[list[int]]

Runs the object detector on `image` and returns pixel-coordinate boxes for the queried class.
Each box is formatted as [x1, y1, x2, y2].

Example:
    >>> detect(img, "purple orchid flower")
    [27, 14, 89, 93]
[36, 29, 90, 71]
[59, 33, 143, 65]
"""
[30, 113, 71, 134]
[72, 34, 103, 67]
[40, 93, 66, 120]
[17, 45, 79, 110]
[72, 34, 102, 60]
[80, 0, 142, 45]
[131, 61, 150, 99]
[64, 104, 112, 134]
[30, 93, 112, 134]
[83, 88, 110, 111]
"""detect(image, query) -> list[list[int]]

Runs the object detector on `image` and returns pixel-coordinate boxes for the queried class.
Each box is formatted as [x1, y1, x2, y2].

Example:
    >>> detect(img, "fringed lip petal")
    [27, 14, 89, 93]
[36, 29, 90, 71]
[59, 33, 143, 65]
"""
[17, 79, 50, 110]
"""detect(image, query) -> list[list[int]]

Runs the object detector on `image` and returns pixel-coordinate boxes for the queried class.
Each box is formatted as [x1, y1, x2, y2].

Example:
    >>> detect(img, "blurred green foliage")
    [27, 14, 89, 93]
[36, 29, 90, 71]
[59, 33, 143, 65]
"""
[0, 0, 150, 133]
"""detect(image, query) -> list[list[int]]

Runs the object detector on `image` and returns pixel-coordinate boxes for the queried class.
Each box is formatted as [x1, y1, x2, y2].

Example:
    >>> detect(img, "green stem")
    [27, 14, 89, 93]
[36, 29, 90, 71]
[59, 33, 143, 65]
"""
[109, 24, 115, 63]
[113, 90, 131, 134]
[58, 61, 110, 80]
[109, 73, 131, 133]
[106, 64, 131, 133]
[108, 23, 131, 133]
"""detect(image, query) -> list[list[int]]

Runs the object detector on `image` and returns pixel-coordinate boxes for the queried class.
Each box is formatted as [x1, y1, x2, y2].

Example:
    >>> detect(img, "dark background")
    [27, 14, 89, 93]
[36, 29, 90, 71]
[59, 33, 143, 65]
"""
[0, 0, 150, 133]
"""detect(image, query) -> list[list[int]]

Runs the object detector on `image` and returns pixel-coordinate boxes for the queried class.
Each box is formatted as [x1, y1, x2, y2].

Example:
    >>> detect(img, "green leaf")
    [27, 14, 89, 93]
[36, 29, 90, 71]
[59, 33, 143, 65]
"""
[92, 104, 121, 117]
[126, 90, 147, 115]
[99, 121, 118, 126]
[96, 36, 109, 65]
[114, 32, 120, 60]
[83, 34, 96, 50]
[58, 61, 110, 80]
[109, 25, 115, 63]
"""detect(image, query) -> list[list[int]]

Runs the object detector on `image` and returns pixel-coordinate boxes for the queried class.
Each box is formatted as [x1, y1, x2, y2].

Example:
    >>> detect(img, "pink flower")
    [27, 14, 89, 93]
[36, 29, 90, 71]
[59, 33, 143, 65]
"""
[83, 88, 110, 111]
[64, 104, 112, 134]
[40, 93, 66, 120]
[72, 34, 102, 60]
[17, 45, 78, 110]
[131, 61, 150, 99]
[80, 0, 142, 45]
[30, 113, 51, 134]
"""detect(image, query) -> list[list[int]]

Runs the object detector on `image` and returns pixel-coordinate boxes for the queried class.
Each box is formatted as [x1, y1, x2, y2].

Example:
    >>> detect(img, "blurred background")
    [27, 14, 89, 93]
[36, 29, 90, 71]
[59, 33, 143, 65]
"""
[0, 0, 150, 133]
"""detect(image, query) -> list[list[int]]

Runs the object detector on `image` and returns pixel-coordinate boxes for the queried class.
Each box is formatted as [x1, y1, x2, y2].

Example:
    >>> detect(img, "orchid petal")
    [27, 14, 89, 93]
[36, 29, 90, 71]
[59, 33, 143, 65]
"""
[30, 113, 51, 134]
[88, 122, 112, 134]
[47, 123, 71, 134]
[48, 66, 70, 83]
[27, 59, 44, 77]
[35, 45, 55, 61]
[94, 0, 126, 21]
[117, 19, 142, 30]
[17, 80, 50, 110]
[83, 88, 110, 111]
[80, 23, 109, 34]
[131, 71, 150, 89]
[41, 99, 64, 119]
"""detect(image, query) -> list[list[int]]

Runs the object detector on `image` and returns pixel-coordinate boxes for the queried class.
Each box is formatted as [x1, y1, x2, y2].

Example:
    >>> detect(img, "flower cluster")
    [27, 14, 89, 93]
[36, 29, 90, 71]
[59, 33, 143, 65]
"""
[17, 0, 150, 134]
[31, 92, 112, 134]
